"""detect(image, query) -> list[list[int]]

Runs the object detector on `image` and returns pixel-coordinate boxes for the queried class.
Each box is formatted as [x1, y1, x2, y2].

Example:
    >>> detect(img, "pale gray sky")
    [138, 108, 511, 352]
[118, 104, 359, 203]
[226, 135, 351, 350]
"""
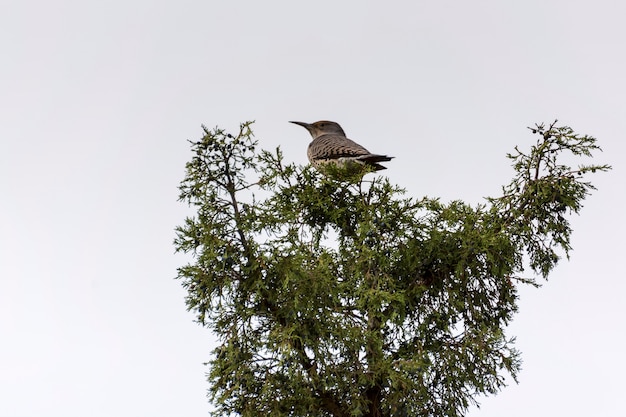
[1, 1, 624, 416]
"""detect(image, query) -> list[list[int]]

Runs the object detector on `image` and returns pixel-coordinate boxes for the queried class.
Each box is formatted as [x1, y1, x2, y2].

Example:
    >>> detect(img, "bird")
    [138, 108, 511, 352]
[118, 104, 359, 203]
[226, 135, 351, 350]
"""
[289, 120, 393, 172]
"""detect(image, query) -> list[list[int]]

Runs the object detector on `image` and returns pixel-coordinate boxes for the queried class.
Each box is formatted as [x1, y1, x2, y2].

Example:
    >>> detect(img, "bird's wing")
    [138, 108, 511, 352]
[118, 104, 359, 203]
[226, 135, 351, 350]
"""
[309, 134, 371, 160]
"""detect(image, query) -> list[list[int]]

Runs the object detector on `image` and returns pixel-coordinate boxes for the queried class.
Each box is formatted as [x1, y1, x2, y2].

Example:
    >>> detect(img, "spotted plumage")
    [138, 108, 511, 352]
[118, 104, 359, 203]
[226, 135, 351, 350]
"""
[290, 120, 393, 171]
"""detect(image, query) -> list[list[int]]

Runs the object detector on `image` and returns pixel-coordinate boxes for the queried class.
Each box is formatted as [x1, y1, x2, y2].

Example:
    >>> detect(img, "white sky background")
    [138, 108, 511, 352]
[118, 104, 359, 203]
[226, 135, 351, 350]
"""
[1, 1, 624, 415]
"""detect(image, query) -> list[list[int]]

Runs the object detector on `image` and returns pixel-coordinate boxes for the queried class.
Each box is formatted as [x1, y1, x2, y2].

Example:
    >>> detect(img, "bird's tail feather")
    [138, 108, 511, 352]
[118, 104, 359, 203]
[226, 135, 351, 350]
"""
[356, 154, 394, 163]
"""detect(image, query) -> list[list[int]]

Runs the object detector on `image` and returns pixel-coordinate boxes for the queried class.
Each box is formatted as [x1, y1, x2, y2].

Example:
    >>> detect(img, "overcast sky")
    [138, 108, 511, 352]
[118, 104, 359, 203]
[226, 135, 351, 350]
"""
[1, 1, 624, 416]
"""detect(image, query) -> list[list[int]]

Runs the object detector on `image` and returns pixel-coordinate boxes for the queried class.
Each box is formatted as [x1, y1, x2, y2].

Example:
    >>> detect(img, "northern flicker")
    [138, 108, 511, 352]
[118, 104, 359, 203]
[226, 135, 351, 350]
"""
[289, 120, 393, 171]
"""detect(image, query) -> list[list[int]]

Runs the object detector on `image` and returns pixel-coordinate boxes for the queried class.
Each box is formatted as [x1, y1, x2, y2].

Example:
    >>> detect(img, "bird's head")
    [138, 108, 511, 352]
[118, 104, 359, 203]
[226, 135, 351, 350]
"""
[289, 120, 346, 138]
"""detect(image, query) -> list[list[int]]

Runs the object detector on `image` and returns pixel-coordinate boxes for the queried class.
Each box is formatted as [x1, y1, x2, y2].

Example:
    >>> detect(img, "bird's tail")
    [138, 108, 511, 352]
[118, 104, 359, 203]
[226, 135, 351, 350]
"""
[356, 154, 394, 170]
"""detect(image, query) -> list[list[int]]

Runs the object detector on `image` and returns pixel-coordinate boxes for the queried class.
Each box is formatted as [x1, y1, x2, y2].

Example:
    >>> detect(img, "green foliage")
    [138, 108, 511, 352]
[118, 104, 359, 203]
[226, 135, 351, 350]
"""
[488, 121, 612, 277]
[175, 120, 610, 417]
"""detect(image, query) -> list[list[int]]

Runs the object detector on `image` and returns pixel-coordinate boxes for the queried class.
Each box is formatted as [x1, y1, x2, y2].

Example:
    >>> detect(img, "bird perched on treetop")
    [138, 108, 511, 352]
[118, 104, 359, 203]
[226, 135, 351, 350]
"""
[290, 120, 394, 172]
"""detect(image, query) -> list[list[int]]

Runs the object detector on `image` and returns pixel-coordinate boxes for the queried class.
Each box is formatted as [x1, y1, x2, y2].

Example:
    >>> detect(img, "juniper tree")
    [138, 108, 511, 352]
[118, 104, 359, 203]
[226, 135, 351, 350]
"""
[174, 121, 610, 417]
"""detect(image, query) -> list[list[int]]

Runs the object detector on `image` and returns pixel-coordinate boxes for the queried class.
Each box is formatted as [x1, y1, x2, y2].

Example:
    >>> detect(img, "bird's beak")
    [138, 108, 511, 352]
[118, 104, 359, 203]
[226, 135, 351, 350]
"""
[289, 121, 310, 129]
